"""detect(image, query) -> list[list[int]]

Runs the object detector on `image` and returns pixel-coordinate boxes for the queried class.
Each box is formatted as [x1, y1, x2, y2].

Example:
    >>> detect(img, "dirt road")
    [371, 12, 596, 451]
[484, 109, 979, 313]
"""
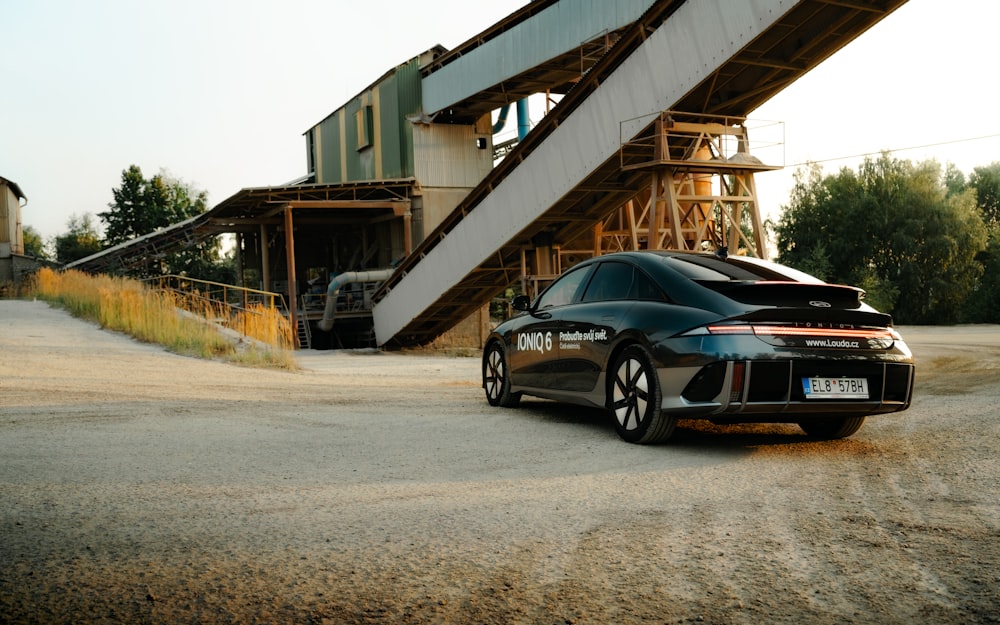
[1, 299, 997, 624]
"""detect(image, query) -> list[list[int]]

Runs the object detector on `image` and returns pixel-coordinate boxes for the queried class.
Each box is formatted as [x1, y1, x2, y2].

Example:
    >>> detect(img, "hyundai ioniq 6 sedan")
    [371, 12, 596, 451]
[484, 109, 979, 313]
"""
[482, 251, 914, 444]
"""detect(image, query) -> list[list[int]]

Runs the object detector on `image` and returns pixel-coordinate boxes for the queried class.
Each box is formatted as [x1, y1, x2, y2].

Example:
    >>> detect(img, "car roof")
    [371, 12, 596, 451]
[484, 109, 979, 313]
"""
[579, 250, 813, 282]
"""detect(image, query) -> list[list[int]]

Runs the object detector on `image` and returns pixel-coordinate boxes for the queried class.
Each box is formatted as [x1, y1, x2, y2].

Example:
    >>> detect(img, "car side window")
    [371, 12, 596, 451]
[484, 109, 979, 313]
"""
[582, 262, 633, 302]
[536, 265, 593, 309]
[629, 269, 666, 301]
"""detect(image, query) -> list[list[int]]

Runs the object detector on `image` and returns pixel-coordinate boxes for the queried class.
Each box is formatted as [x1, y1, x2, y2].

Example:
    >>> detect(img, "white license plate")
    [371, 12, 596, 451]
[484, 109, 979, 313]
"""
[802, 377, 869, 399]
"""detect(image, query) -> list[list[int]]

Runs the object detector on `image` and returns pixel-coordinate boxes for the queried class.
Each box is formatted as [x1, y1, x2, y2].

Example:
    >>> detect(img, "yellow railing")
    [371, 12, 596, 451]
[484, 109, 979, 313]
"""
[146, 275, 286, 309]
[143, 275, 294, 349]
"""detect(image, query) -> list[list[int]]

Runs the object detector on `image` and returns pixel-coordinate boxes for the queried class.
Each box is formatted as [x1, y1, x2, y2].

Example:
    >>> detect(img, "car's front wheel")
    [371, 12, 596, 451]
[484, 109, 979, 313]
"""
[609, 345, 675, 444]
[798, 415, 866, 439]
[483, 341, 521, 408]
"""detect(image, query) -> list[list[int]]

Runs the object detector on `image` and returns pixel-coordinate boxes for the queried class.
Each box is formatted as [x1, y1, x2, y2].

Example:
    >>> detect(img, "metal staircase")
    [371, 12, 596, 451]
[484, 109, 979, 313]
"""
[296, 314, 312, 350]
[372, 0, 908, 347]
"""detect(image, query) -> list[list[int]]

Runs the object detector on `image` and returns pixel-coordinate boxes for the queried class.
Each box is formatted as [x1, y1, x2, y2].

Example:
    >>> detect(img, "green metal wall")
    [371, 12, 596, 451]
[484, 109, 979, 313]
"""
[310, 56, 423, 184]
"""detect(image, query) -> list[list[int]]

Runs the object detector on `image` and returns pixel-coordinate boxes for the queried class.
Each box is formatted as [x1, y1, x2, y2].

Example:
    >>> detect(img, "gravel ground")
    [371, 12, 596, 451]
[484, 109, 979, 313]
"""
[1, 299, 998, 624]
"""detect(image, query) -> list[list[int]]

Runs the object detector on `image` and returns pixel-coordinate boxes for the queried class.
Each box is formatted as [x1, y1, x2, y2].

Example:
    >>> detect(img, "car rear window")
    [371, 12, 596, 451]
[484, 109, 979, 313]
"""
[728, 256, 825, 283]
[665, 256, 765, 281]
[664, 255, 818, 283]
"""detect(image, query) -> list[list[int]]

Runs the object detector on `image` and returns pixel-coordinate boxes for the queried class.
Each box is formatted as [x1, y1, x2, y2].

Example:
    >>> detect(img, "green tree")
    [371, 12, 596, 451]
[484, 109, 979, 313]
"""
[54, 214, 103, 264]
[100, 165, 208, 246]
[944, 162, 967, 198]
[773, 162, 873, 283]
[21, 225, 48, 259]
[963, 164, 1000, 322]
[969, 162, 1000, 226]
[963, 227, 1000, 323]
[99, 165, 226, 279]
[775, 154, 987, 324]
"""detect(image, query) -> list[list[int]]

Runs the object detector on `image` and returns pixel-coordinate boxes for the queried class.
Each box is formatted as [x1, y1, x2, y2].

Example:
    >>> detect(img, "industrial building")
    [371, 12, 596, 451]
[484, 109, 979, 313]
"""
[66, 0, 908, 349]
[0, 176, 43, 294]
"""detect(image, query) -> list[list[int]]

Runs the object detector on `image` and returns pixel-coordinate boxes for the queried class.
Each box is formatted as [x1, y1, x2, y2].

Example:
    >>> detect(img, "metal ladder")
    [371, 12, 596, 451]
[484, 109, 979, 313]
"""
[296, 315, 311, 350]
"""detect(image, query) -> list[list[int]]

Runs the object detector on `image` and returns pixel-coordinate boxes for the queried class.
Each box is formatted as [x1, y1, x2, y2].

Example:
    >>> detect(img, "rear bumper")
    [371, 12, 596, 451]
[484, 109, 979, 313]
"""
[657, 358, 914, 420]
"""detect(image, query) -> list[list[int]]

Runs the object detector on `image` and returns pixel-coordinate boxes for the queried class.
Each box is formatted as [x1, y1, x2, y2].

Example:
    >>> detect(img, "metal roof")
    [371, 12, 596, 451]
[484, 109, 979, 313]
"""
[305, 47, 447, 135]
[65, 179, 417, 275]
[421, 0, 658, 122]
[0, 176, 27, 204]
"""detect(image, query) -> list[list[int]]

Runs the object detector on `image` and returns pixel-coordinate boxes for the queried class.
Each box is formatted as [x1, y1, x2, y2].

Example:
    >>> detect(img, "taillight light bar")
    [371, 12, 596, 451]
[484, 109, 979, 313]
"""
[703, 325, 899, 340]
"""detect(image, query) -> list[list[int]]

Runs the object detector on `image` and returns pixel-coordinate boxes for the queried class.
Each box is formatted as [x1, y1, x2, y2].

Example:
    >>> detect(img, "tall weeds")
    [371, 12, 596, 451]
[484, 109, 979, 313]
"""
[30, 268, 297, 369]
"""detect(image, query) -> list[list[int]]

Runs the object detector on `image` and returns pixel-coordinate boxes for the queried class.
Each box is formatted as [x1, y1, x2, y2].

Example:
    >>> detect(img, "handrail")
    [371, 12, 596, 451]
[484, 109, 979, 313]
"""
[143, 274, 294, 348]
[143, 275, 287, 310]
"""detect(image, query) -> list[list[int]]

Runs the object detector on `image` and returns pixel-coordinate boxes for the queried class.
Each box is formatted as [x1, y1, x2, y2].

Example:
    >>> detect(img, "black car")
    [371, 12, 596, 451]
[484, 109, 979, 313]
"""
[482, 250, 913, 444]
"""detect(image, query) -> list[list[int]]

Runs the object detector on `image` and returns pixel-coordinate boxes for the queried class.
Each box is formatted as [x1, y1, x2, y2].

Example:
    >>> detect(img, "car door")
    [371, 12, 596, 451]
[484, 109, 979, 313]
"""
[507, 264, 594, 390]
[549, 260, 637, 392]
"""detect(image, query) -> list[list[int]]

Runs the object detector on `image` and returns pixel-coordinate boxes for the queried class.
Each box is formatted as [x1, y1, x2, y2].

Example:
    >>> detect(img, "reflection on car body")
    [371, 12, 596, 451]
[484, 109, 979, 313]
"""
[482, 250, 914, 444]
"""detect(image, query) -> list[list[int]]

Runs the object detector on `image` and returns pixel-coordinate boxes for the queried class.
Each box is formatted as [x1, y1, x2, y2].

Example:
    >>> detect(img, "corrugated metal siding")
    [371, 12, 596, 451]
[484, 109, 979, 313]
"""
[305, 129, 316, 177]
[422, 0, 657, 114]
[377, 75, 397, 179]
[395, 58, 423, 179]
[413, 123, 493, 189]
[345, 98, 370, 181]
[0, 187, 14, 249]
[316, 110, 343, 184]
[309, 56, 425, 185]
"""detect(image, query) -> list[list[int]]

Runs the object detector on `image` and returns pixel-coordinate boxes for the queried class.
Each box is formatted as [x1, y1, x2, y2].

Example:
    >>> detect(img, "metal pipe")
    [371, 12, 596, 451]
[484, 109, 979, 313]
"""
[492, 104, 511, 133]
[317, 269, 395, 331]
[516, 99, 530, 141]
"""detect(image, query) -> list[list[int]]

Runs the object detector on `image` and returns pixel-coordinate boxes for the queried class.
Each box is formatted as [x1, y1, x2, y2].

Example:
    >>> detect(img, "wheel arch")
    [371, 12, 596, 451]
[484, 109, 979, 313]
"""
[481, 334, 507, 381]
[603, 336, 645, 408]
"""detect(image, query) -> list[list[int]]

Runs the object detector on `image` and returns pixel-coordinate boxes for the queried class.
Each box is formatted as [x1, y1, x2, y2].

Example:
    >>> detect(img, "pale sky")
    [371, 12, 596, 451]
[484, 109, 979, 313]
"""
[3, 0, 999, 243]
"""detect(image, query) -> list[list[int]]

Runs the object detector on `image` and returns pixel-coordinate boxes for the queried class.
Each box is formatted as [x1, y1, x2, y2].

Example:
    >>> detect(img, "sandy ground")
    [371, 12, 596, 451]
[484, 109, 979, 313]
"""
[1, 299, 998, 625]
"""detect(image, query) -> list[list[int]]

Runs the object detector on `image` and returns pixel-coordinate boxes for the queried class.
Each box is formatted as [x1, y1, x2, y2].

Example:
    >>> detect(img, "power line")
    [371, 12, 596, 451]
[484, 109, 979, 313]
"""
[786, 132, 1000, 169]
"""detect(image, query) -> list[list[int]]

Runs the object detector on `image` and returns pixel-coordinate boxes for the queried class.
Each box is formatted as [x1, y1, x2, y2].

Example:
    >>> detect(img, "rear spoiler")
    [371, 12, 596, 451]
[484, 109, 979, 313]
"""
[699, 280, 866, 309]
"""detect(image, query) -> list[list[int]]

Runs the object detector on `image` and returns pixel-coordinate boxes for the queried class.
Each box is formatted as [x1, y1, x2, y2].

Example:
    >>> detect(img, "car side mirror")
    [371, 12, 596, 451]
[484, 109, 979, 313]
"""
[511, 295, 531, 312]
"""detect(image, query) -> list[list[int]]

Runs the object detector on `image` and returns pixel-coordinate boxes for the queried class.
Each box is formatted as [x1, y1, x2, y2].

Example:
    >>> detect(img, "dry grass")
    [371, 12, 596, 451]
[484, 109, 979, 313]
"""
[29, 268, 297, 369]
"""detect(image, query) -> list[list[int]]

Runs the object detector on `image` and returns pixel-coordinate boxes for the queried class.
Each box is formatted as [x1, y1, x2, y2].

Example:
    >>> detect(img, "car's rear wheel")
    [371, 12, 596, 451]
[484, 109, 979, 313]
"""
[610, 345, 675, 444]
[483, 341, 521, 407]
[798, 415, 866, 439]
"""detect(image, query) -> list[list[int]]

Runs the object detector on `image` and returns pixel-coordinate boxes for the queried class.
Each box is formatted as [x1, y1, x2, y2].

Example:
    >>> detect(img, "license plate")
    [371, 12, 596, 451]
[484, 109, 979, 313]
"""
[802, 377, 869, 399]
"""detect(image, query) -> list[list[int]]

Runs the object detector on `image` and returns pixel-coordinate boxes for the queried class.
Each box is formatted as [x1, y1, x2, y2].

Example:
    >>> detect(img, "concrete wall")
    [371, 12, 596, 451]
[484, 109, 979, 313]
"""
[0, 255, 44, 294]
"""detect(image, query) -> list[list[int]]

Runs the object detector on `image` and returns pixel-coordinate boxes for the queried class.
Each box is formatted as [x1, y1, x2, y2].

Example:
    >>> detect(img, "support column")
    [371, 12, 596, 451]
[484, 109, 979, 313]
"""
[647, 172, 658, 250]
[260, 224, 270, 294]
[403, 210, 413, 256]
[235, 233, 246, 308]
[284, 205, 300, 348]
[744, 173, 768, 259]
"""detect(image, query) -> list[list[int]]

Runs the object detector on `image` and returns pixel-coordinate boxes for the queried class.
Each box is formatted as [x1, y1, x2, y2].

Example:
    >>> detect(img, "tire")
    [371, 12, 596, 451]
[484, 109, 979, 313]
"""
[798, 415, 866, 439]
[609, 345, 675, 444]
[483, 341, 521, 408]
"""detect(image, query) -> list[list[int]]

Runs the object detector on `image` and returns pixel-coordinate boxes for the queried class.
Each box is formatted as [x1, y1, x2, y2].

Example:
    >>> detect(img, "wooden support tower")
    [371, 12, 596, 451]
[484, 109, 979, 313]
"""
[515, 111, 782, 298]
[605, 111, 780, 258]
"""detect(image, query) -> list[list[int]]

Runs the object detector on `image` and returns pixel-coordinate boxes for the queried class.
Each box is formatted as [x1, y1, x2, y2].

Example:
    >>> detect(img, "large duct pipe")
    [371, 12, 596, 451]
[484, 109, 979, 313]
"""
[516, 99, 530, 141]
[492, 104, 511, 133]
[317, 269, 395, 332]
